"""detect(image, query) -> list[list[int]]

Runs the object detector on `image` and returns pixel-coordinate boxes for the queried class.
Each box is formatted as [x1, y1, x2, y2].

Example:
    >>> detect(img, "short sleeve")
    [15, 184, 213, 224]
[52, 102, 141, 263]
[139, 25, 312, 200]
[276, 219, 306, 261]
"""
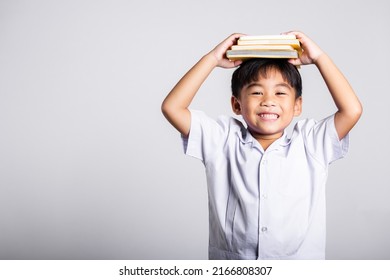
[181, 110, 239, 163]
[299, 114, 349, 166]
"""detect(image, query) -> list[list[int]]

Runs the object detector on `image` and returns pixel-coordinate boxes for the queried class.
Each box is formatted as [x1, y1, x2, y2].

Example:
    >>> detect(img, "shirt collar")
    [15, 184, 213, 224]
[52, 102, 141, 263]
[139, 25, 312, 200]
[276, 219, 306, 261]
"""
[236, 127, 292, 150]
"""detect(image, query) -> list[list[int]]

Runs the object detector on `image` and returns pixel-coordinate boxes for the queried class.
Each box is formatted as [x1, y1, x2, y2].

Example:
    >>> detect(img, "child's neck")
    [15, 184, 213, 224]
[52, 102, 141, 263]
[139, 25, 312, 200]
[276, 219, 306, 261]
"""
[258, 138, 279, 150]
[248, 130, 284, 151]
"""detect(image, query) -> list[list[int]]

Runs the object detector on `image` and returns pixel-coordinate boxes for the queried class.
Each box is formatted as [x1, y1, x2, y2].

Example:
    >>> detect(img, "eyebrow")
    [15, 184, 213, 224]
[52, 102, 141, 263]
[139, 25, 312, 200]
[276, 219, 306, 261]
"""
[275, 82, 292, 89]
[245, 82, 292, 89]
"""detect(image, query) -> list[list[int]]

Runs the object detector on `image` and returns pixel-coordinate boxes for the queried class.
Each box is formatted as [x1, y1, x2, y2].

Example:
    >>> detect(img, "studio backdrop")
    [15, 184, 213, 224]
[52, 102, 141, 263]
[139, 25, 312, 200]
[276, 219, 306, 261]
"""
[0, 0, 389, 259]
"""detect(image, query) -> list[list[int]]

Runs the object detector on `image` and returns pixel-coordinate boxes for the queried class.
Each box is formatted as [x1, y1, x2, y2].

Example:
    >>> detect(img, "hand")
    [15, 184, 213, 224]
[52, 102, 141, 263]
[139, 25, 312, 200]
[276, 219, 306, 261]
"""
[208, 33, 246, 68]
[283, 31, 324, 66]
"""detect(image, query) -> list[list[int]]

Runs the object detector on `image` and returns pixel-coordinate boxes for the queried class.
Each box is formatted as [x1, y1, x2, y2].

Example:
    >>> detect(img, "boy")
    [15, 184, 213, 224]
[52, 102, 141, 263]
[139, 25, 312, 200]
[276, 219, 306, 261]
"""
[161, 31, 362, 259]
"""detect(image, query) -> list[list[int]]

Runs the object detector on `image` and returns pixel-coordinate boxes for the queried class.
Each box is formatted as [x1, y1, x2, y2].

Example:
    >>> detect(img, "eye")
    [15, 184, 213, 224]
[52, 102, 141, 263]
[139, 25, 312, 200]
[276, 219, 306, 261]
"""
[251, 92, 263, 95]
[276, 92, 287, 96]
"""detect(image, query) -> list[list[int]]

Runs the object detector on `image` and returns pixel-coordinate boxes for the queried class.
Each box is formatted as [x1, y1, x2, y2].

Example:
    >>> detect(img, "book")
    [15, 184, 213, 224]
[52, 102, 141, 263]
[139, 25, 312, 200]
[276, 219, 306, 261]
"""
[226, 34, 302, 60]
[237, 34, 297, 41]
[226, 49, 298, 60]
[237, 39, 301, 49]
[231, 45, 295, 51]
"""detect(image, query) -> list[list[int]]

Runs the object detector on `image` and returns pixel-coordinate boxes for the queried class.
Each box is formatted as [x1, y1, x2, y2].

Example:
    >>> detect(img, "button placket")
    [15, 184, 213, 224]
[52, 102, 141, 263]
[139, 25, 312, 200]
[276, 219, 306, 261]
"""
[258, 154, 269, 256]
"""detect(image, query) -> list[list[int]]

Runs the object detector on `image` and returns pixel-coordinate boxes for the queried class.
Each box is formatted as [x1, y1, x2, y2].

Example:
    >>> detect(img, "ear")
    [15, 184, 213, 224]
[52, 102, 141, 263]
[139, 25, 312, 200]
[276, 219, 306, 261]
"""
[231, 96, 242, 115]
[294, 96, 302, 116]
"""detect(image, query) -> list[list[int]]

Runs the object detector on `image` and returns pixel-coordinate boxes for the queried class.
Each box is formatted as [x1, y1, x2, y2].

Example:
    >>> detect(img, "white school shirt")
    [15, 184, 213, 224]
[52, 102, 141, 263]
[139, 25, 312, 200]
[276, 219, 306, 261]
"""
[182, 110, 349, 260]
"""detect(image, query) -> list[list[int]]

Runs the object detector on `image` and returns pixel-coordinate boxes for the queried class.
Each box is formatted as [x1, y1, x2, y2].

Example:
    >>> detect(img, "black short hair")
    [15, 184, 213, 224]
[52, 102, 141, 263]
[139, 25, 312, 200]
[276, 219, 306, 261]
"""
[231, 58, 302, 98]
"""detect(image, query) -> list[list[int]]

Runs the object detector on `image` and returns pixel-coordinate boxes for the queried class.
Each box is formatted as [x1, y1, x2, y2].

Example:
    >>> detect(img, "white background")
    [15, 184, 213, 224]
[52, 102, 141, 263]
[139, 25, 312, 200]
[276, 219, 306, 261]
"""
[0, 0, 389, 259]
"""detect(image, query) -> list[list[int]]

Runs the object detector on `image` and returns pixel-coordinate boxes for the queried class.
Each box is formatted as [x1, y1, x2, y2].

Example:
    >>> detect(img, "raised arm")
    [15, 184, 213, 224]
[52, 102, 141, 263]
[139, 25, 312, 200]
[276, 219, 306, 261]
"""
[286, 31, 363, 140]
[161, 33, 244, 137]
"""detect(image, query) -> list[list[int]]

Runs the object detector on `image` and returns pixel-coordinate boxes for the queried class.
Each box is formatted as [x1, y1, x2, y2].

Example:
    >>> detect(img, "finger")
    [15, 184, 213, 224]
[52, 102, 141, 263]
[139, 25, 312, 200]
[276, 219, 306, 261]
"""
[224, 33, 245, 43]
[282, 31, 304, 40]
[220, 59, 242, 69]
[220, 33, 245, 50]
[230, 32, 247, 38]
[287, 58, 302, 66]
[234, 60, 243, 67]
[228, 33, 246, 45]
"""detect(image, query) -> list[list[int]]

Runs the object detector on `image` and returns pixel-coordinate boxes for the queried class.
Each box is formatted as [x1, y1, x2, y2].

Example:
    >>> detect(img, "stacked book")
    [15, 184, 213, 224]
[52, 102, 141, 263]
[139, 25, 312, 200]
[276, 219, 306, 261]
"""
[226, 35, 302, 60]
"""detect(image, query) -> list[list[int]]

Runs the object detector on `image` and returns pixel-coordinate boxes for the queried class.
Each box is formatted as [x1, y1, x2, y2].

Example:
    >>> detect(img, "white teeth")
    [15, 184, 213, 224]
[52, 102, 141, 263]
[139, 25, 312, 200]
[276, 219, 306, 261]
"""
[259, 113, 278, 120]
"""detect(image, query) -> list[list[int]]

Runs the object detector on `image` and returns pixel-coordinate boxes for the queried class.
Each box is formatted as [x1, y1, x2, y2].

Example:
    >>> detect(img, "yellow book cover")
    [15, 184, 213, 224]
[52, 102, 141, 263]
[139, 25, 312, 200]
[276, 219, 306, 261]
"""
[237, 39, 301, 49]
[231, 45, 295, 51]
[226, 49, 298, 60]
[238, 34, 297, 41]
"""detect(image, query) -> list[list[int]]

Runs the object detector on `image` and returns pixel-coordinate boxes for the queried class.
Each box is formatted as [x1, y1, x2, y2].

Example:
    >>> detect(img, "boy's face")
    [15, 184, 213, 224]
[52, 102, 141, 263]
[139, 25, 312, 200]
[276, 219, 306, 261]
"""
[231, 69, 302, 142]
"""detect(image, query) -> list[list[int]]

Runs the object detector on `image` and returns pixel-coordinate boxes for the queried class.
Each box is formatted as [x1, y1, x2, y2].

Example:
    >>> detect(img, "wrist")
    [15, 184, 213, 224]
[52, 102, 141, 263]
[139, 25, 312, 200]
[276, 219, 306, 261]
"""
[313, 52, 328, 66]
[203, 52, 219, 68]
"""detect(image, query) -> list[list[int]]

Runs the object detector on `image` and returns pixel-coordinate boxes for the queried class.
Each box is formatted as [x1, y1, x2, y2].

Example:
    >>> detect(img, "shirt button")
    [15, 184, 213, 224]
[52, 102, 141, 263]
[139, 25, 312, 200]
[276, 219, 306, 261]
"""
[261, 227, 268, 232]
[262, 194, 268, 199]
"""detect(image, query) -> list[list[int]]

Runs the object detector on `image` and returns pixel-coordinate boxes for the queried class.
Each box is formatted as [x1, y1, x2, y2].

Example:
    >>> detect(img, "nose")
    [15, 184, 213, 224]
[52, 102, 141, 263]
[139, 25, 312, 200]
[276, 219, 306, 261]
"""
[260, 96, 276, 107]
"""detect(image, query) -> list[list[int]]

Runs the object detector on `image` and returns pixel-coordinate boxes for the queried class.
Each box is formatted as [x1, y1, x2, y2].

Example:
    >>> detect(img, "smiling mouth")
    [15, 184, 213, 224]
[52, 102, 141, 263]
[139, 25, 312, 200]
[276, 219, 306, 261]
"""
[258, 113, 279, 120]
